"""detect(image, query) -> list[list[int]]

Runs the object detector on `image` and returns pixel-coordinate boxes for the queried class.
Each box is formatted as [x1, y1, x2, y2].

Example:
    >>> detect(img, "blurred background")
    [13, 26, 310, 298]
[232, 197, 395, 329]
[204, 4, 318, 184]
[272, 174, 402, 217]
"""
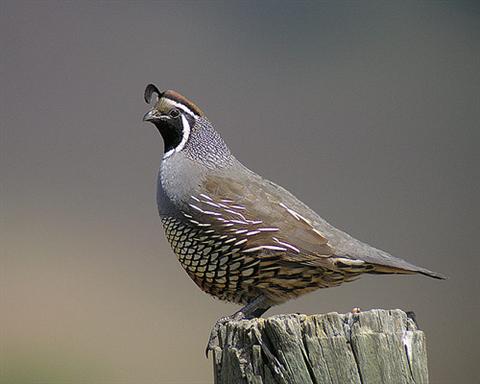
[1, 1, 478, 383]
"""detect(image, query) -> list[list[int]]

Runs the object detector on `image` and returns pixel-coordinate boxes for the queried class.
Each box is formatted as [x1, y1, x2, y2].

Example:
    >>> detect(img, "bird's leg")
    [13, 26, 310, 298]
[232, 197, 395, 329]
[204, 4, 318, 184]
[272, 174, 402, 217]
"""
[236, 295, 271, 319]
[206, 295, 271, 357]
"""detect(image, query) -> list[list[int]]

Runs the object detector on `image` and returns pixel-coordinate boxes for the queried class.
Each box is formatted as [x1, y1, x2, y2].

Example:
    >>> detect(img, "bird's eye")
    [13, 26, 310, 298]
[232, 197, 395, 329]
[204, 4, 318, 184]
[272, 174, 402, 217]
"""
[169, 109, 180, 118]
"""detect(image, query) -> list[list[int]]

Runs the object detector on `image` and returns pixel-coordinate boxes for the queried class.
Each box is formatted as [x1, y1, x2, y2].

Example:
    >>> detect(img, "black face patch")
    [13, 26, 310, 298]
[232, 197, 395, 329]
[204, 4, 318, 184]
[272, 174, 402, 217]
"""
[153, 117, 184, 155]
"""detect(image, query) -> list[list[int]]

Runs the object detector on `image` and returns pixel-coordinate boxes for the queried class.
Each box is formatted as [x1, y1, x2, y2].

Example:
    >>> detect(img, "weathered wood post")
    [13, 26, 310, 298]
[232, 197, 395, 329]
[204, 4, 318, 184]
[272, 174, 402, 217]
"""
[211, 309, 429, 384]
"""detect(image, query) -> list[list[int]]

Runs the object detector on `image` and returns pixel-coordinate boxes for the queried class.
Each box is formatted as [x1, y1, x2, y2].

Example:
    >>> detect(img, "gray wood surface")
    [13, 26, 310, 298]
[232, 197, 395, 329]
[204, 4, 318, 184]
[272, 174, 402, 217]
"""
[212, 309, 428, 384]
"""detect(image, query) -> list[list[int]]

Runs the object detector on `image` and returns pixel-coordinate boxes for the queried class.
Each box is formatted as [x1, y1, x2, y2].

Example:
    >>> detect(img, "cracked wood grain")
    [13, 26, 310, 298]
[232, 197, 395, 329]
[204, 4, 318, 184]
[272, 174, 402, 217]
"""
[212, 309, 428, 384]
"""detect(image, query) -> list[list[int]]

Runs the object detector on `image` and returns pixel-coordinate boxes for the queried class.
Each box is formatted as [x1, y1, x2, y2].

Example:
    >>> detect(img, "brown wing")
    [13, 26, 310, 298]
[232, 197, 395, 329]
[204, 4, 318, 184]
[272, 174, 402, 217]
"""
[179, 173, 372, 275]
[174, 172, 385, 304]
[182, 170, 445, 282]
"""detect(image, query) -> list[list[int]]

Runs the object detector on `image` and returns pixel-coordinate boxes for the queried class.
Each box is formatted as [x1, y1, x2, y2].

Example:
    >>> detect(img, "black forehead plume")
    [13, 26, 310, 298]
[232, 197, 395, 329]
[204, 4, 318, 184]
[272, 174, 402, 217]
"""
[144, 84, 163, 104]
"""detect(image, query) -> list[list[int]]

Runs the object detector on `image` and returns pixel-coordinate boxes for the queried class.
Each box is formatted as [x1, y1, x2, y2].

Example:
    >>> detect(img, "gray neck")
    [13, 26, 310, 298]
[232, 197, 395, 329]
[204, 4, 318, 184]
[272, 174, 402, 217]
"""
[182, 117, 235, 169]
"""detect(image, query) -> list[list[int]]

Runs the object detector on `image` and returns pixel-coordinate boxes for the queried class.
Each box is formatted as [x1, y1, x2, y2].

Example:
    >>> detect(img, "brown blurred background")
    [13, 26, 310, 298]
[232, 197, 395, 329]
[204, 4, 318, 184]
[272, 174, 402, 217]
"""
[1, 1, 478, 383]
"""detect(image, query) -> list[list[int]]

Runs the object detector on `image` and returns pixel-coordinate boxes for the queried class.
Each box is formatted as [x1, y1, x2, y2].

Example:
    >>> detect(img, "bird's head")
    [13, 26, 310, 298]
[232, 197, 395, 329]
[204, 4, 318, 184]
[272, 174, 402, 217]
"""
[143, 84, 205, 158]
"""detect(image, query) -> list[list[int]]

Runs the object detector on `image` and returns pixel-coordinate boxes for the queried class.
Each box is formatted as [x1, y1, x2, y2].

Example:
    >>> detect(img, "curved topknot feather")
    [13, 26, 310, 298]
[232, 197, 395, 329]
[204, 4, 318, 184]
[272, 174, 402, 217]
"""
[144, 83, 162, 104]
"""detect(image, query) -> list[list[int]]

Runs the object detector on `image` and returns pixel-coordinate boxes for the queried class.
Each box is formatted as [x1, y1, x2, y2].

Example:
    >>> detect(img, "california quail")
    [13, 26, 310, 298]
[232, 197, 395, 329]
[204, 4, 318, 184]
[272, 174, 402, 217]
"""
[142, 84, 444, 352]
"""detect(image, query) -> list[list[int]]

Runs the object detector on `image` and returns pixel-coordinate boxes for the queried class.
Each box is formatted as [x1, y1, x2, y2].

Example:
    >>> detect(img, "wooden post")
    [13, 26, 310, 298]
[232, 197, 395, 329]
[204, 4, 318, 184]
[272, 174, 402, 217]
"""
[211, 309, 429, 384]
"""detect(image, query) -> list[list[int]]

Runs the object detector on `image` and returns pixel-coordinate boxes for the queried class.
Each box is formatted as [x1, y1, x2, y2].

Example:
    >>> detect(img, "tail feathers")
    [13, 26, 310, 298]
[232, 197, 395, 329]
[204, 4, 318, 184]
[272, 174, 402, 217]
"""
[415, 267, 446, 280]
[351, 246, 447, 280]
[370, 264, 446, 280]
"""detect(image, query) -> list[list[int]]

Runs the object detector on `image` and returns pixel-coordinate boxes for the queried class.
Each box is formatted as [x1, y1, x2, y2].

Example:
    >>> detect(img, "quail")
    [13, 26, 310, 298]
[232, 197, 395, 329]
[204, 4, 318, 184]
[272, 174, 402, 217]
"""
[142, 84, 444, 352]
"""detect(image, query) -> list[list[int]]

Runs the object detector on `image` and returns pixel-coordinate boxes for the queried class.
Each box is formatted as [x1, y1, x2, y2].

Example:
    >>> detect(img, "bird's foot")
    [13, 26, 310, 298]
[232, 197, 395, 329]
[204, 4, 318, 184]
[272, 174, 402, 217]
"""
[205, 311, 246, 358]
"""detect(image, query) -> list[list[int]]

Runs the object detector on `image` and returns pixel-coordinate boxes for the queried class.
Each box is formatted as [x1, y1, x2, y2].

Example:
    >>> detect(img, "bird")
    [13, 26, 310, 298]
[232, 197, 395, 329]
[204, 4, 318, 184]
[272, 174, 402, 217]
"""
[142, 83, 445, 352]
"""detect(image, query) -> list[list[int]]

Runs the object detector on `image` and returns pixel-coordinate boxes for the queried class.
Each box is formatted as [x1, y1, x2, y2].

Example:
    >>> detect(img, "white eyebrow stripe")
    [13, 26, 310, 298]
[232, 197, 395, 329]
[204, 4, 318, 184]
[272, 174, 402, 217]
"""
[167, 99, 199, 118]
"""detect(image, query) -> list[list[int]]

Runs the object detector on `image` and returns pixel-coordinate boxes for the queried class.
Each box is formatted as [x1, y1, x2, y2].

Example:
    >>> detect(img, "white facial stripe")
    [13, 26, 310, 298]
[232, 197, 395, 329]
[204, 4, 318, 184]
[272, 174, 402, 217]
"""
[163, 148, 175, 158]
[163, 114, 191, 159]
[177, 114, 191, 152]
[167, 99, 199, 119]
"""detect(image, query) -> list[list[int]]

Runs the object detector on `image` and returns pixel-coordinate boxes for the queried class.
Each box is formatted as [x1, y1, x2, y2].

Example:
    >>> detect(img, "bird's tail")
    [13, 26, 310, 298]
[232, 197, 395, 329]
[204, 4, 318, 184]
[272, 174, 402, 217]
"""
[369, 264, 446, 280]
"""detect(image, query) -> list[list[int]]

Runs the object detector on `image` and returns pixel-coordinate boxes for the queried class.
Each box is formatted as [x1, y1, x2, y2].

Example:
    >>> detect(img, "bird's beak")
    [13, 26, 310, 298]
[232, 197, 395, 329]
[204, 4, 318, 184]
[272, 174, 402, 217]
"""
[143, 109, 161, 122]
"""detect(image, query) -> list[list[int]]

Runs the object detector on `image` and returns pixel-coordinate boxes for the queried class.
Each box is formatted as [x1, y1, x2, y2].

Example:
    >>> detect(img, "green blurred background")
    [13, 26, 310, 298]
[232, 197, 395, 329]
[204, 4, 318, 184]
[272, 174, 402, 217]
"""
[2, 1, 478, 383]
